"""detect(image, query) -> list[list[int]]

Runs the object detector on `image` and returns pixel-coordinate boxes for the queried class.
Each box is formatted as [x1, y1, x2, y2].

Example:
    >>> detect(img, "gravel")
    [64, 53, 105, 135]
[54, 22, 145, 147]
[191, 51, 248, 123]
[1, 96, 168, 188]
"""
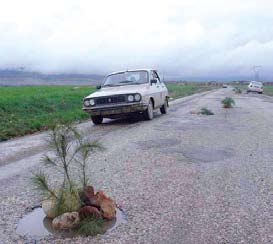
[0, 88, 273, 243]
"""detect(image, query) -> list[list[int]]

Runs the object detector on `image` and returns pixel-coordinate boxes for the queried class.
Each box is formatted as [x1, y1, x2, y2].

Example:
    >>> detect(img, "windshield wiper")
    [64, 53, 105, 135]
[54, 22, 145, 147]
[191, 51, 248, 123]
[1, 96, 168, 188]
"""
[125, 82, 143, 85]
[119, 80, 133, 84]
[118, 81, 144, 85]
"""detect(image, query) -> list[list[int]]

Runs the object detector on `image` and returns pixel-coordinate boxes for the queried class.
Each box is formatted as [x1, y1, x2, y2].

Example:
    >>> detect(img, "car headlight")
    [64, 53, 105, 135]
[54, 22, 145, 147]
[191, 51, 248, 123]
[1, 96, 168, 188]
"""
[128, 95, 134, 102]
[134, 94, 141, 102]
[90, 99, 95, 106]
[84, 100, 90, 106]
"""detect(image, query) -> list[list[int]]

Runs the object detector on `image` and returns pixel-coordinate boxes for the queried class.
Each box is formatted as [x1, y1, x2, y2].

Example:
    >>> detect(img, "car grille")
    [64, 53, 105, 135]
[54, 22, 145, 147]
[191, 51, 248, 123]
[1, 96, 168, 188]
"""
[95, 95, 126, 105]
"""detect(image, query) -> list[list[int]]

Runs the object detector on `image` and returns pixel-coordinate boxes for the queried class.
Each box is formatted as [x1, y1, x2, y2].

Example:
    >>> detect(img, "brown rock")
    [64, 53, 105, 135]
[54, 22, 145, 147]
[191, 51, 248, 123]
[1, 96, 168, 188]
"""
[84, 186, 94, 197]
[83, 186, 99, 207]
[95, 191, 116, 220]
[95, 191, 114, 205]
[100, 199, 116, 220]
[79, 206, 101, 219]
[52, 212, 80, 230]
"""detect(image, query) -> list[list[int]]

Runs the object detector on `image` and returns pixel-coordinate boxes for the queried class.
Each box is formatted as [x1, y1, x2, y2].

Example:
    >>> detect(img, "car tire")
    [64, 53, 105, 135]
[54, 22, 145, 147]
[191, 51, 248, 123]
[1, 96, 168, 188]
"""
[144, 99, 154, 120]
[160, 98, 168, 114]
[91, 115, 103, 125]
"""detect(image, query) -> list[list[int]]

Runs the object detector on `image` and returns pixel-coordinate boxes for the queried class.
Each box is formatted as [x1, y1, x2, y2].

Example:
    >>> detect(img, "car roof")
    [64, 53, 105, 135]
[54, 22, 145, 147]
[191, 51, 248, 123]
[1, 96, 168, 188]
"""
[250, 81, 263, 84]
[108, 69, 155, 76]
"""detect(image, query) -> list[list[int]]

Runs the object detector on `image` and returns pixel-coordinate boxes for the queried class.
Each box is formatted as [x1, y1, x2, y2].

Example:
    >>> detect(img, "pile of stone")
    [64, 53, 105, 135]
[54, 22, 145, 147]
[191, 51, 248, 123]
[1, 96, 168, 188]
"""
[42, 186, 116, 231]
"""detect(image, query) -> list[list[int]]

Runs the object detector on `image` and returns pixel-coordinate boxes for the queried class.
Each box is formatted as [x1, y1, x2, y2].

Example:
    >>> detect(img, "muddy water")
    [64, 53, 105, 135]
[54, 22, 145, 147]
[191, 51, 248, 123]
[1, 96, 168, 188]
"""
[16, 207, 126, 239]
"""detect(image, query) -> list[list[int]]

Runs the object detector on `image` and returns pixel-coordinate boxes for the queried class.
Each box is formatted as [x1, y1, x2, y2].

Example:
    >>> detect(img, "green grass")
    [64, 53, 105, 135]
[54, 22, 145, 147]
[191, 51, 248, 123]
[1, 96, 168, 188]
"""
[166, 83, 213, 99]
[0, 86, 94, 141]
[0, 84, 214, 141]
[264, 86, 273, 96]
[76, 217, 104, 236]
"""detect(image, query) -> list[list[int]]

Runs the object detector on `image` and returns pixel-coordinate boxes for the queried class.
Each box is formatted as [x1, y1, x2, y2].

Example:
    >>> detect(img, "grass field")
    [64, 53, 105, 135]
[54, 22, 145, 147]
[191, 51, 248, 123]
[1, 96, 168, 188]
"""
[0, 86, 95, 141]
[0, 84, 213, 141]
[166, 83, 213, 99]
[264, 86, 273, 96]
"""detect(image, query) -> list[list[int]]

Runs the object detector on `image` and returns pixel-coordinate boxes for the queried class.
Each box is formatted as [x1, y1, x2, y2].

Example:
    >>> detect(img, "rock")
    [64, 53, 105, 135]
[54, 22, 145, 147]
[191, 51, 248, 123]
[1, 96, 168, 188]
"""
[79, 206, 101, 219]
[95, 191, 111, 205]
[42, 199, 57, 219]
[83, 186, 99, 207]
[52, 212, 80, 230]
[100, 199, 116, 220]
[95, 191, 116, 220]
[84, 186, 95, 197]
[81, 189, 116, 220]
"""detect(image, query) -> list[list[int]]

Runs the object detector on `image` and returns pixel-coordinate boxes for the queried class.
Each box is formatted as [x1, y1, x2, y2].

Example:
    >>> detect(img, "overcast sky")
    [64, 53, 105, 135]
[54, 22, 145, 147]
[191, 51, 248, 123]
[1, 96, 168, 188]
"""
[1, 0, 273, 80]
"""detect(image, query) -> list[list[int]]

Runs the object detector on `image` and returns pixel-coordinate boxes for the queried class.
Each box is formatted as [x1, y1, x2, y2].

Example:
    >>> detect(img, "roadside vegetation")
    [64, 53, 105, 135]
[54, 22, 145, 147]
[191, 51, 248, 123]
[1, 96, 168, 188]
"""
[264, 86, 273, 96]
[166, 83, 214, 99]
[233, 87, 242, 94]
[200, 107, 214, 115]
[0, 83, 214, 141]
[0, 86, 94, 141]
[221, 97, 235, 108]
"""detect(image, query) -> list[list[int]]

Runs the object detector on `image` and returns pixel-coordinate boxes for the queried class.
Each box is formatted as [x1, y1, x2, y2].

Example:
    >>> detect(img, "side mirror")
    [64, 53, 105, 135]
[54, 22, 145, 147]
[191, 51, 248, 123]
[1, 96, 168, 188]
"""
[151, 79, 157, 85]
[96, 85, 101, 90]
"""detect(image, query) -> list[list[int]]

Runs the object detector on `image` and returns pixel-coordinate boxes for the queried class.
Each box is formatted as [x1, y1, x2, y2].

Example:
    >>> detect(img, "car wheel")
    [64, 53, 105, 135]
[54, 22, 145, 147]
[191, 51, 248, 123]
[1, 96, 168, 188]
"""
[91, 115, 103, 125]
[160, 98, 168, 114]
[144, 99, 154, 120]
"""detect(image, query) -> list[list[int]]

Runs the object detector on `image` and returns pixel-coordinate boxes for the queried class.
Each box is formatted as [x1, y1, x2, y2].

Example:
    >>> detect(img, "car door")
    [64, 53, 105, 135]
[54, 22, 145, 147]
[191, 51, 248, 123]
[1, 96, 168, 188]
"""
[153, 70, 166, 105]
[150, 70, 161, 108]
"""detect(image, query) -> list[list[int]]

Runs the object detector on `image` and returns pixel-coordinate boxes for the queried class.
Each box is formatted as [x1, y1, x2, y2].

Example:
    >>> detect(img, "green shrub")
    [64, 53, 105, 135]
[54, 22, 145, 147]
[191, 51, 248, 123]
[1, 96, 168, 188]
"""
[54, 186, 81, 216]
[200, 107, 214, 115]
[76, 217, 104, 236]
[233, 87, 242, 94]
[32, 124, 102, 215]
[221, 97, 235, 108]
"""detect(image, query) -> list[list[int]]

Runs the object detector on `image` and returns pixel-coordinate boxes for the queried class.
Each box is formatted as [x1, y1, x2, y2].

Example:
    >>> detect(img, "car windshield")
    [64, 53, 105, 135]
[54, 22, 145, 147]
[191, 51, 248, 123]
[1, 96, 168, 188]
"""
[250, 81, 262, 86]
[103, 71, 148, 87]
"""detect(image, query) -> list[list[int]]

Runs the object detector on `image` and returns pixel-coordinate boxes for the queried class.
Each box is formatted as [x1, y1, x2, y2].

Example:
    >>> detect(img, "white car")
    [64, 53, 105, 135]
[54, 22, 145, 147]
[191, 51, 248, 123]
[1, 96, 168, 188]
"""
[82, 69, 169, 124]
[247, 81, 263, 94]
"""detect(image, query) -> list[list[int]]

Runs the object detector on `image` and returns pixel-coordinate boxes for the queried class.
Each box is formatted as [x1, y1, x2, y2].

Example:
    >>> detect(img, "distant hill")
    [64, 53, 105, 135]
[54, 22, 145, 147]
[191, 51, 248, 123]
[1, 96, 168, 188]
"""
[0, 69, 105, 86]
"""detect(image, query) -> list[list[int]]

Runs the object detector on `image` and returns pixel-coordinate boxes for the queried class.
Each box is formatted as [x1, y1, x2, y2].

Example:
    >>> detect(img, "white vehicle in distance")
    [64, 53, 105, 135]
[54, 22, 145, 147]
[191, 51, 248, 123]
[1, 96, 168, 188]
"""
[247, 81, 263, 94]
[82, 69, 169, 125]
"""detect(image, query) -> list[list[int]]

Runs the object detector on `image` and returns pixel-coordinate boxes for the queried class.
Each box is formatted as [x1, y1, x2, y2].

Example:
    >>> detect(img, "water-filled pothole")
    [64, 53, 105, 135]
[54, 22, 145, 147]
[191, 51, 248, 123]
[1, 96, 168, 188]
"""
[16, 207, 126, 239]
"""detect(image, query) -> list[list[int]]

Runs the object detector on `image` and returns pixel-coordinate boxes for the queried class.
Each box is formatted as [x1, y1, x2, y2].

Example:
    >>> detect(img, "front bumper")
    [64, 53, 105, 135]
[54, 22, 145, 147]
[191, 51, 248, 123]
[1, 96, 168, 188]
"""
[82, 103, 148, 116]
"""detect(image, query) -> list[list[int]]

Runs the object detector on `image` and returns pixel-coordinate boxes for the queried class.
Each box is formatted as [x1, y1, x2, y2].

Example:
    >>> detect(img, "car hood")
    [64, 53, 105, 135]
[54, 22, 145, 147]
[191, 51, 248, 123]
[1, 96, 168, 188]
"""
[85, 84, 150, 98]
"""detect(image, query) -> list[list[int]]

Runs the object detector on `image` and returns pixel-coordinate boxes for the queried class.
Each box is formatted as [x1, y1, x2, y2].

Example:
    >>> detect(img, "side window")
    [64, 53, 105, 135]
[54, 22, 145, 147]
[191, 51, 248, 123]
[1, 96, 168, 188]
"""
[153, 71, 161, 82]
[152, 71, 160, 83]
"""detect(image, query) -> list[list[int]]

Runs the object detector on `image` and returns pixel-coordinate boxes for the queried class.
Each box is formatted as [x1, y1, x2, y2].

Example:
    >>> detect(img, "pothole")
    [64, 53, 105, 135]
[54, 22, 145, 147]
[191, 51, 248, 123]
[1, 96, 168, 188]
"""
[136, 139, 180, 150]
[182, 147, 234, 163]
[16, 207, 126, 240]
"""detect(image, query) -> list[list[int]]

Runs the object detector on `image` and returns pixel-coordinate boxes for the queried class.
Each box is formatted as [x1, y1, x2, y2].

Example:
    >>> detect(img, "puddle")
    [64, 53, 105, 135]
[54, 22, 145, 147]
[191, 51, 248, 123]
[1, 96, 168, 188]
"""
[16, 207, 126, 240]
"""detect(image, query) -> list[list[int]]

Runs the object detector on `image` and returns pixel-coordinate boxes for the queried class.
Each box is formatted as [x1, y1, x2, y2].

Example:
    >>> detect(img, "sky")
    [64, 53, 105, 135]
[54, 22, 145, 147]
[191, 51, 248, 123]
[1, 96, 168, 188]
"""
[0, 0, 273, 80]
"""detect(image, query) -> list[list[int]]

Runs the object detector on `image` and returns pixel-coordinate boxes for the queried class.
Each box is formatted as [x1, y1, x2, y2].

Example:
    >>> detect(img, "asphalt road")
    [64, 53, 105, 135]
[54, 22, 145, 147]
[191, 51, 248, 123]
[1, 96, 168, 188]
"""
[0, 88, 273, 243]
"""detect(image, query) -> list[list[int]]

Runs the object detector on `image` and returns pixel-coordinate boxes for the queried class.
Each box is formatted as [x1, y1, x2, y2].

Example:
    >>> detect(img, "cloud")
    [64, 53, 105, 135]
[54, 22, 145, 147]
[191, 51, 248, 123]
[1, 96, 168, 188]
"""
[0, 0, 273, 80]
